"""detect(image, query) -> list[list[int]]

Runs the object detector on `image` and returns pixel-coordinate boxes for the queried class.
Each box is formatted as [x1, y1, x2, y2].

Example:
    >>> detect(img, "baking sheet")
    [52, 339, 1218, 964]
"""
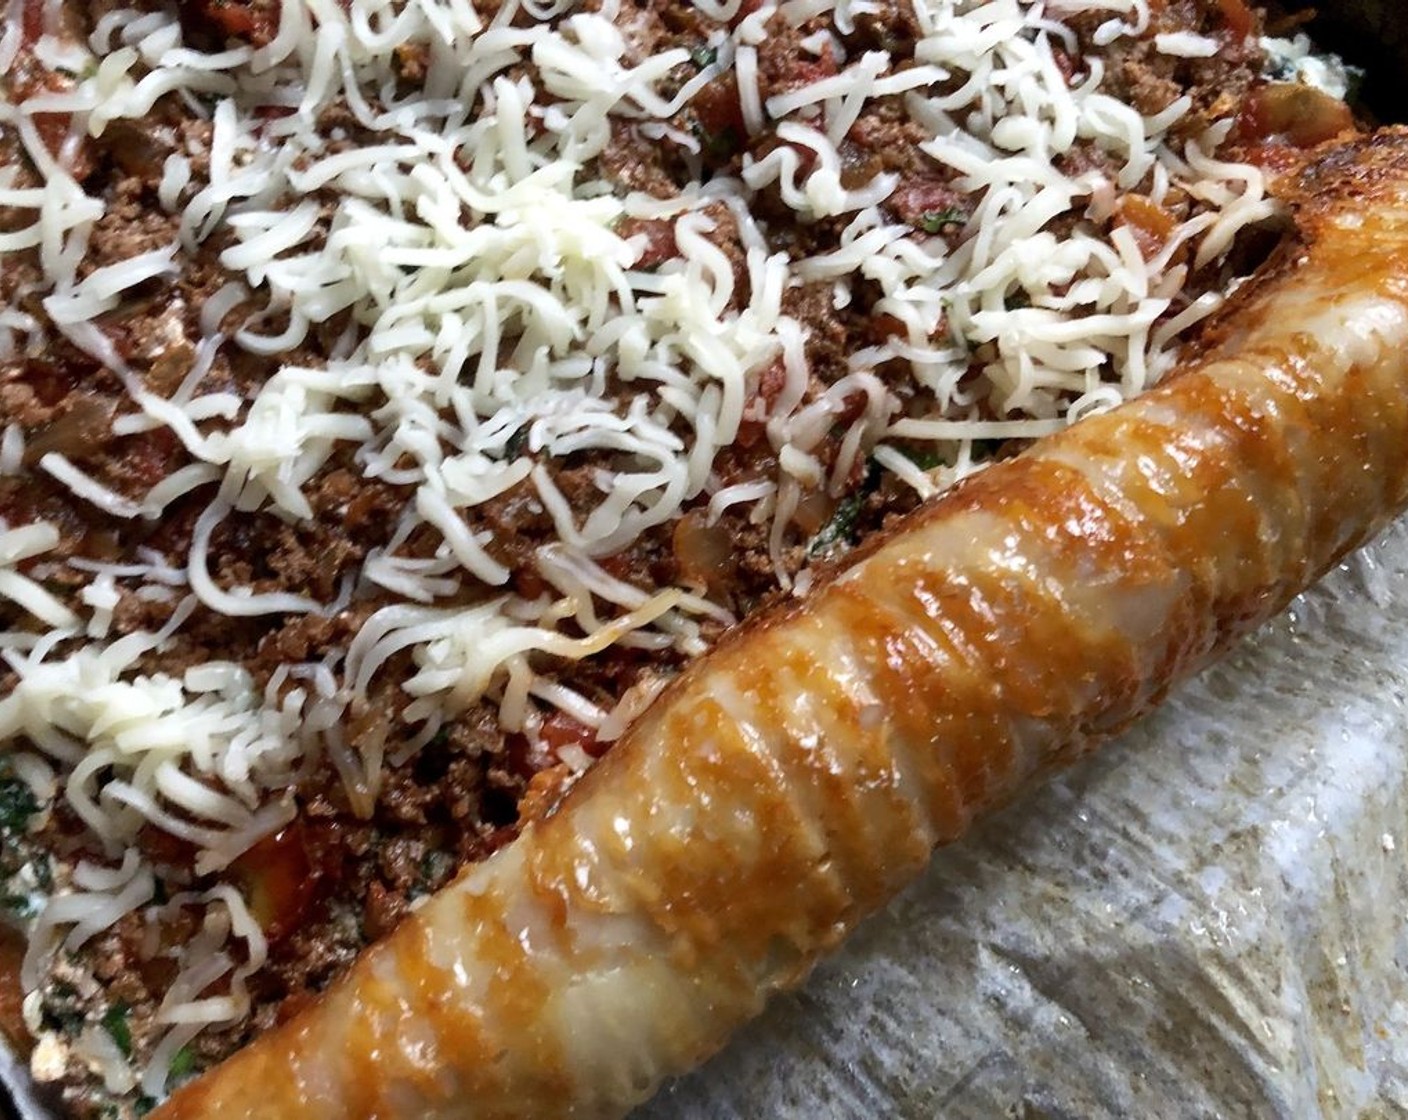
[643, 513, 1408, 1118]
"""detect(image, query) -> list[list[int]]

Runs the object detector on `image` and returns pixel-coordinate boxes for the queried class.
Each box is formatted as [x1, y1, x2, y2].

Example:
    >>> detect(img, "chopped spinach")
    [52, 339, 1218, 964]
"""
[919, 207, 969, 234]
[422, 849, 454, 884]
[504, 425, 529, 460]
[0, 774, 37, 834]
[102, 1002, 133, 1057]
[31, 856, 52, 891]
[690, 121, 740, 162]
[689, 44, 718, 69]
[808, 491, 864, 557]
[41, 982, 85, 1034]
[411, 849, 457, 901]
[168, 1045, 198, 1081]
[0, 892, 36, 919]
[807, 460, 885, 558]
[895, 444, 944, 471]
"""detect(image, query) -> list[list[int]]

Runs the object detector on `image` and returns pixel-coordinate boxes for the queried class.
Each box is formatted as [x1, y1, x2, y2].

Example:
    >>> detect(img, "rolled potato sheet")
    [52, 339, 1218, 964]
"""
[153, 130, 1408, 1120]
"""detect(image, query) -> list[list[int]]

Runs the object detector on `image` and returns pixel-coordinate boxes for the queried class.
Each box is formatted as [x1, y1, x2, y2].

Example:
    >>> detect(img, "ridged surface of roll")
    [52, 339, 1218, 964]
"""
[155, 129, 1408, 1120]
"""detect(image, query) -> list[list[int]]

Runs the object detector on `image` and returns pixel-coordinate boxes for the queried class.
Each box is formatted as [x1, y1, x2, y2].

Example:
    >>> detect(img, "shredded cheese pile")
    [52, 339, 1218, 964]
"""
[0, 0, 1280, 1092]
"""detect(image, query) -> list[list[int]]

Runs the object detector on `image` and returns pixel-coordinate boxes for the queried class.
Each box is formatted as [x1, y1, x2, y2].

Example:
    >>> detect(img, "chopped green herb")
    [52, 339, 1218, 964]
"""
[0, 775, 38, 834]
[168, 1045, 198, 1081]
[709, 127, 740, 160]
[690, 121, 740, 162]
[0, 893, 36, 919]
[504, 426, 529, 459]
[919, 207, 969, 234]
[31, 856, 52, 891]
[134, 1095, 159, 1117]
[808, 459, 884, 558]
[689, 45, 718, 69]
[808, 492, 865, 557]
[102, 1001, 133, 1057]
[896, 444, 944, 471]
[413, 849, 456, 898]
[42, 983, 85, 1033]
[1003, 289, 1032, 311]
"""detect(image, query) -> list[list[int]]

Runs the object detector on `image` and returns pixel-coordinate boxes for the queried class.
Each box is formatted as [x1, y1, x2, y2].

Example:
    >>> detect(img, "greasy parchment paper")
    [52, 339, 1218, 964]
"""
[5, 523, 1406, 1120]
[640, 514, 1408, 1120]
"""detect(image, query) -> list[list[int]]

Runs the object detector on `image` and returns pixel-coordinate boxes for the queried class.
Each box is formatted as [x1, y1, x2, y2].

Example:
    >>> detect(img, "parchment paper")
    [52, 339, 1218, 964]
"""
[641, 514, 1408, 1119]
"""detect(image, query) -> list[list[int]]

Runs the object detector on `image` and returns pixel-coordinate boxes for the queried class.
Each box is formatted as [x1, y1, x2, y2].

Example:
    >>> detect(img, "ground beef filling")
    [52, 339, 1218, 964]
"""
[0, 0, 1328, 1116]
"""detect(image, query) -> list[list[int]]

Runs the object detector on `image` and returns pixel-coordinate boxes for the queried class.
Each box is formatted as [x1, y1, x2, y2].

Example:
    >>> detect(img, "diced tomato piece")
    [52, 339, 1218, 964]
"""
[1117, 194, 1177, 260]
[596, 549, 637, 584]
[734, 421, 767, 450]
[729, 0, 767, 29]
[123, 428, 183, 489]
[692, 76, 745, 140]
[138, 826, 200, 870]
[1217, 0, 1255, 41]
[888, 179, 970, 232]
[619, 218, 678, 270]
[539, 710, 602, 759]
[177, 0, 280, 47]
[834, 389, 870, 427]
[27, 112, 91, 177]
[229, 824, 322, 944]
[19, 0, 41, 45]
[0, 928, 30, 1055]
[19, 356, 88, 407]
[1238, 83, 1356, 150]
[867, 313, 908, 345]
[779, 45, 838, 93]
[511, 565, 548, 601]
[209, 2, 254, 36]
[755, 358, 786, 404]
[735, 359, 786, 448]
[503, 730, 550, 782]
[889, 177, 968, 224]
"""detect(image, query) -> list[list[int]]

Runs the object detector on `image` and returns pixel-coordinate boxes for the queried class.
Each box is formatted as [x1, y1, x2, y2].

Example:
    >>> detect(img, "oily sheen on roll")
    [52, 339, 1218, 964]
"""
[156, 129, 1408, 1120]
